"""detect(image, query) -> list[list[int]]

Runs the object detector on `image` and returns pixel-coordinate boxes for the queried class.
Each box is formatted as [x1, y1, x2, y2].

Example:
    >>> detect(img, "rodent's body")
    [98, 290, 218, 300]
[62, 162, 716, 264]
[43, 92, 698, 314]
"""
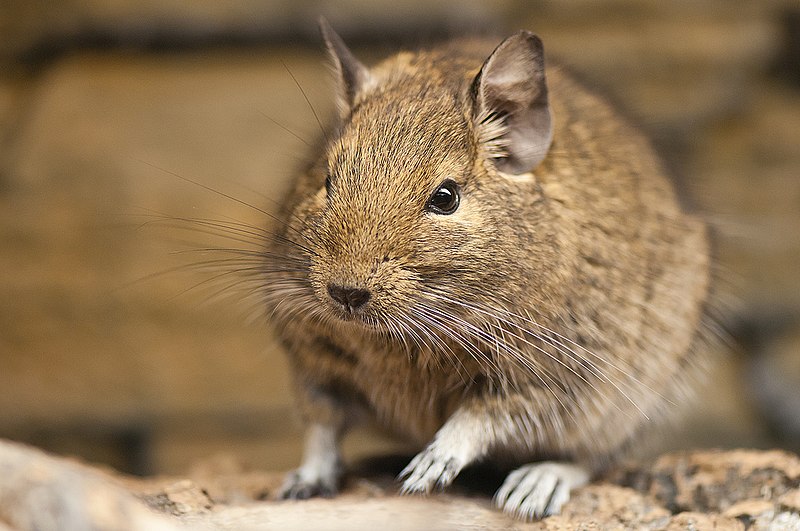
[269, 25, 710, 519]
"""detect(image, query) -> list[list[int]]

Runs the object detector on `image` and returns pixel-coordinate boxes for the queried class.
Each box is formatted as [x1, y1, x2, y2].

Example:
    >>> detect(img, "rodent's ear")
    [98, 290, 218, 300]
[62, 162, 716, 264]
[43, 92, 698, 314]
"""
[472, 31, 553, 175]
[319, 17, 373, 118]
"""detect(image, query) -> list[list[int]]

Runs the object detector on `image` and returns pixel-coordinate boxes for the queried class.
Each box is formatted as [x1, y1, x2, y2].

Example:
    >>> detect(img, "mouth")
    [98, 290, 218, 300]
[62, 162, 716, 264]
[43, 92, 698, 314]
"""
[326, 303, 383, 330]
[330, 306, 363, 321]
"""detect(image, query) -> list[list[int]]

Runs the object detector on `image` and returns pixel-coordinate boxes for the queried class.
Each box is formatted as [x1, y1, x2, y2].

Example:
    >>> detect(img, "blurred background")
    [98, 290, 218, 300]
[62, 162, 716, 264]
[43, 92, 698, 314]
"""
[0, 0, 798, 477]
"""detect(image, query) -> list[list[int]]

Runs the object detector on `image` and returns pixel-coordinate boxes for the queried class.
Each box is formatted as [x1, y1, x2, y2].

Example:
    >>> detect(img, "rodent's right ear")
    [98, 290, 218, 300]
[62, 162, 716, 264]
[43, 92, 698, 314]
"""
[319, 17, 373, 119]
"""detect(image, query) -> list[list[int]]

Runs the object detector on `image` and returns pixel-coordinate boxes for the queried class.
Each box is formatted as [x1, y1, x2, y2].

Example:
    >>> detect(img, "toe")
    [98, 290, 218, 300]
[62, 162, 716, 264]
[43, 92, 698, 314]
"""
[500, 465, 543, 516]
[277, 468, 340, 500]
[400, 449, 464, 494]
[544, 481, 571, 516]
[495, 461, 589, 520]
[524, 472, 558, 518]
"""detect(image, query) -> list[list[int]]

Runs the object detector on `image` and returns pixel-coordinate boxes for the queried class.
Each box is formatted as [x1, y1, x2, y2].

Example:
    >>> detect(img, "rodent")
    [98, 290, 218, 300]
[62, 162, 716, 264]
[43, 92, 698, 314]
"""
[267, 19, 711, 519]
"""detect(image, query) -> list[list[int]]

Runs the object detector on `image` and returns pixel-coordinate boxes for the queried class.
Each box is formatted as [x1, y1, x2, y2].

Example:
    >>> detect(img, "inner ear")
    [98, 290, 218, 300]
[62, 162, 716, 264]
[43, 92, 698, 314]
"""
[319, 17, 372, 118]
[472, 31, 553, 175]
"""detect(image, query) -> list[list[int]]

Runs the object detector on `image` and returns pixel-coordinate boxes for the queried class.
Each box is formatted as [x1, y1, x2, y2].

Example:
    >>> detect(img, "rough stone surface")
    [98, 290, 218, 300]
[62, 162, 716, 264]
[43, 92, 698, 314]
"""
[1, 441, 798, 530]
[0, 440, 177, 530]
[614, 449, 800, 512]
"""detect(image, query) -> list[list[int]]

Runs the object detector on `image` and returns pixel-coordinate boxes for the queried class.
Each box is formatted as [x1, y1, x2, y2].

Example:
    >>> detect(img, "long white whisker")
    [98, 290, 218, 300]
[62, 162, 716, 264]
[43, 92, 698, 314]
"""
[417, 301, 580, 423]
[424, 288, 649, 421]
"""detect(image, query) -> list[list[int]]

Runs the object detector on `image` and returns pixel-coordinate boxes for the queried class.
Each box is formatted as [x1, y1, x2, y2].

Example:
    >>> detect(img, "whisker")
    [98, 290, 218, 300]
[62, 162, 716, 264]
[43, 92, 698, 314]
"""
[259, 110, 312, 148]
[136, 212, 316, 257]
[417, 301, 580, 425]
[459, 288, 666, 403]
[403, 306, 472, 384]
[134, 161, 316, 250]
[423, 288, 649, 421]
[281, 61, 330, 145]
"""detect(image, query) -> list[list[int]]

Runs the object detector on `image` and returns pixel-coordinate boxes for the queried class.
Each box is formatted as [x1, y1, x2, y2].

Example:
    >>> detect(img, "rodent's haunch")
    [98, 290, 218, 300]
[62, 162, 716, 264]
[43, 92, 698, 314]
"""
[266, 20, 711, 519]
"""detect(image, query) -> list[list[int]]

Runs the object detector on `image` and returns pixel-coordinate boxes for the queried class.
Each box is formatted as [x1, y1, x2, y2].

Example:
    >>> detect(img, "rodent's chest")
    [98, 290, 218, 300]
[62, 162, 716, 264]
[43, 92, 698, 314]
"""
[295, 331, 470, 442]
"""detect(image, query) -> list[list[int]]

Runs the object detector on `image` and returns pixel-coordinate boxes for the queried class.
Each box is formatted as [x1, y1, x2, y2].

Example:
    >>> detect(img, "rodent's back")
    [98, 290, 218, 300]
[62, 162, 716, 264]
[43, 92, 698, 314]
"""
[535, 70, 710, 457]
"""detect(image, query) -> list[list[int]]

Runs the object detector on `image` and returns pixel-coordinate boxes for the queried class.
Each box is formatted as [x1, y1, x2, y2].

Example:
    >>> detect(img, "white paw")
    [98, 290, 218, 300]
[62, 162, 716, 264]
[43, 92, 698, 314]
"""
[277, 461, 342, 500]
[398, 445, 466, 494]
[494, 461, 589, 520]
[279, 423, 342, 500]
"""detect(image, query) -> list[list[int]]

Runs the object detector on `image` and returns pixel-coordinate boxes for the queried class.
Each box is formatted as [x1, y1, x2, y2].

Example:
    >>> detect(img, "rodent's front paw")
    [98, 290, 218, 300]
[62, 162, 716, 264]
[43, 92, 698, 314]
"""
[277, 465, 340, 500]
[494, 461, 589, 520]
[398, 445, 465, 494]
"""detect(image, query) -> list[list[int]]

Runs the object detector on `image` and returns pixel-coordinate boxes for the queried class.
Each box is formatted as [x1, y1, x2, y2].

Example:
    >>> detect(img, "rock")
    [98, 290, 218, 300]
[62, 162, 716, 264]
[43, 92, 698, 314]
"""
[664, 512, 744, 531]
[722, 499, 776, 521]
[138, 479, 213, 516]
[0, 440, 178, 531]
[614, 449, 800, 514]
[1, 440, 799, 530]
[779, 489, 800, 512]
[537, 484, 672, 529]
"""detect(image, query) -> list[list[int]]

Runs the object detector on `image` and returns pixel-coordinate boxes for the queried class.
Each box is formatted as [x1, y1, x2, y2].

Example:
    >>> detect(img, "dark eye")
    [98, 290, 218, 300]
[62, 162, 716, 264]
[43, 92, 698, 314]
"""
[324, 175, 332, 196]
[426, 179, 460, 215]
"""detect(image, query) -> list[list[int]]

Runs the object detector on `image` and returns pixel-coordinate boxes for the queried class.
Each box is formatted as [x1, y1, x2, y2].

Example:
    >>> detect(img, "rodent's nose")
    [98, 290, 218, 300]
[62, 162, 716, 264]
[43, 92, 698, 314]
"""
[327, 283, 371, 313]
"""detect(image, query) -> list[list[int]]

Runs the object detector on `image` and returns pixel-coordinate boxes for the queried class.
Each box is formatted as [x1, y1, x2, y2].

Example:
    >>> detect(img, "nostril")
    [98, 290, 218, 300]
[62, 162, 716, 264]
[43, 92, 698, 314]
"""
[327, 283, 371, 312]
[327, 283, 348, 306]
[346, 287, 371, 309]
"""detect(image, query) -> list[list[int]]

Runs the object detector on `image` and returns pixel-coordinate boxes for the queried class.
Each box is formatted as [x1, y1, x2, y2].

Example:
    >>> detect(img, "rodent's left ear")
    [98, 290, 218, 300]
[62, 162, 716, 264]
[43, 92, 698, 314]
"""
[319, 17, 373, 119]
[472, 31, 553, 175]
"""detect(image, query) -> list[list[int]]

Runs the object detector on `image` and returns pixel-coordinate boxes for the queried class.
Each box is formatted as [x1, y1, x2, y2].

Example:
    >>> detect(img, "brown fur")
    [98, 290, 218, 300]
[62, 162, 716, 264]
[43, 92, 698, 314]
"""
[266, 32, 710, 491]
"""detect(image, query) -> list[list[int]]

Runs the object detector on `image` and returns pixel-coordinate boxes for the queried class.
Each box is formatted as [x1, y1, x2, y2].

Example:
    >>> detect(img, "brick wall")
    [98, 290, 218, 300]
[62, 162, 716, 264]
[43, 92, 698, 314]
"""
[1, 0, 798, 475]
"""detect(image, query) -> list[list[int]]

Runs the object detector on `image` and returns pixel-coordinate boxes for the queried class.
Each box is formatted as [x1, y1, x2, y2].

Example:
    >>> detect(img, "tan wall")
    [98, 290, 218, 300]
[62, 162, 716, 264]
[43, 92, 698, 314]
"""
[1, 0, 799, 475]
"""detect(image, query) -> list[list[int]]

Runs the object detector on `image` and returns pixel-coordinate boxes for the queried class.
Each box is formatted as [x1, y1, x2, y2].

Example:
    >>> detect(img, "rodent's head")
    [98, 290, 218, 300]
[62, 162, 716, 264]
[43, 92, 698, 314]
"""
[285, 22, 559, 336]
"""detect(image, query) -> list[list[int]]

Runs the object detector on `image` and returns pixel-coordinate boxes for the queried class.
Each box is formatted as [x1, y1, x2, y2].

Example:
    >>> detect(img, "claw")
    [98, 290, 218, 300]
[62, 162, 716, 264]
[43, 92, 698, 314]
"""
[277, 469, 338, 500]
[399, 446, 465, 494]
[277, 461, 341, 501]
[494, 461, 589, 520]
